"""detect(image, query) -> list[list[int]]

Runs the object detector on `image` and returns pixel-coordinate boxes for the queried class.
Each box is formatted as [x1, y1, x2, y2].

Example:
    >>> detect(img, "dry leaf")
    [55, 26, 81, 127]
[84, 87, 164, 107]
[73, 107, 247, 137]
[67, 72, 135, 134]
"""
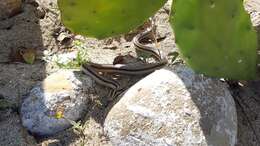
[20, 48, 36, 64]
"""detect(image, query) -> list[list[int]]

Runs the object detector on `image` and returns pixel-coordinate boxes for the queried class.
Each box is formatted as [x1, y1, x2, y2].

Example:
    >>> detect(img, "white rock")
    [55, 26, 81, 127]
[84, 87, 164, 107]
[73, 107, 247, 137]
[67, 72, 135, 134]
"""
[53, 51, 78, 65]
[21, 70, 91, 136]
[104, 65, 237, 146]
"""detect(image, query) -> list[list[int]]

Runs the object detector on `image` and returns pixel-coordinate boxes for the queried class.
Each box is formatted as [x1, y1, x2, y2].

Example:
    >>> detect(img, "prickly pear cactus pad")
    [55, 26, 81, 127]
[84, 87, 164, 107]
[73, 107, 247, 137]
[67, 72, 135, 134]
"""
[58, 0, 166, 39]
[171, 0, 257, 79]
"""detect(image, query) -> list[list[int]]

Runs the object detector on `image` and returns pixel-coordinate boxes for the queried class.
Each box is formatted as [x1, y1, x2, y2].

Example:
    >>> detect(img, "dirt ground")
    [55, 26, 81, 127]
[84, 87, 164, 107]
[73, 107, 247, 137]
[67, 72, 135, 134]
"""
[0, 0, 260, 146]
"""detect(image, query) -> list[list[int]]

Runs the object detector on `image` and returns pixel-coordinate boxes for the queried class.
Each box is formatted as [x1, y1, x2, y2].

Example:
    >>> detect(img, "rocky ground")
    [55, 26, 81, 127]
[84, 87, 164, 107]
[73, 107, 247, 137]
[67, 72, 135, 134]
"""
[0, 0, 260, 146]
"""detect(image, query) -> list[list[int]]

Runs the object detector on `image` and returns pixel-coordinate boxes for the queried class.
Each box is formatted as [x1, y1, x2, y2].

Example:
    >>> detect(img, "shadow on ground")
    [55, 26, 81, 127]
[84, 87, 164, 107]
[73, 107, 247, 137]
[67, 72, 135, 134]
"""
[0, 0, 46, 145]
[226, 23, 260, 146]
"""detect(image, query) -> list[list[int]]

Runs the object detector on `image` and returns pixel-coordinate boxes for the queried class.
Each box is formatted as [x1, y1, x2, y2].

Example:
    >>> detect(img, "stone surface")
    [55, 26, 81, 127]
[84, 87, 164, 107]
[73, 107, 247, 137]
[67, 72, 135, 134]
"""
[245, 0, 260, 27]
[0, 62, 46, 106]
[104, 65, 237, 146]
[21, 70, 91, 136]
[0, 0, 22, 20]
[0, 114, 36, 146]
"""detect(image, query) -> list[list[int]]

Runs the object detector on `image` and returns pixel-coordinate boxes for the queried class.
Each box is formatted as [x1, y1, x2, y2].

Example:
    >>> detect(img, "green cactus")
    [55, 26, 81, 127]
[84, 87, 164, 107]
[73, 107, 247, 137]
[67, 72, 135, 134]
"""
[171, 0, 257, 79]
[58, 0, 258, 79]
[58, 0, 166, 39]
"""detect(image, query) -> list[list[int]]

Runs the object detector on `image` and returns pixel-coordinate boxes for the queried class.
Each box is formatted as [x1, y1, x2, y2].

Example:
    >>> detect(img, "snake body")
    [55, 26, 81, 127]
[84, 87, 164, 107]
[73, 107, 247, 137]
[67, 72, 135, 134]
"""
[81, 22, 168, 92]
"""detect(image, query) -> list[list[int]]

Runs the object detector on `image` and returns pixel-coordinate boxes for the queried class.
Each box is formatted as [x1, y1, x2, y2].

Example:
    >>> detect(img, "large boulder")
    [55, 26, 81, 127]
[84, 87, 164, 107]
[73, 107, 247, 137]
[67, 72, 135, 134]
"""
[104, 65, 237, 146]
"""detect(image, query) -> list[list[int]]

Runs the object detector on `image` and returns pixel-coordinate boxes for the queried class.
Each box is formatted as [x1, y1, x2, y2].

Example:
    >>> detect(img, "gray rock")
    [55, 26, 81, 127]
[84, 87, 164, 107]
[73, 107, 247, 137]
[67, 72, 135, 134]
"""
[104, 65, 237, 146]
[21, 70, 91, 136]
